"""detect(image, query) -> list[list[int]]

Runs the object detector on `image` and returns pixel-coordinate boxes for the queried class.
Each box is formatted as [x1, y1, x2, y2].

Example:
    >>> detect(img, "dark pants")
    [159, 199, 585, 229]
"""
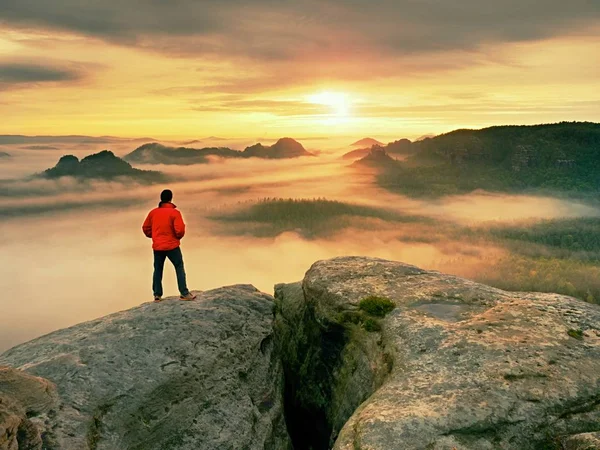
[153, 247, 190, 297]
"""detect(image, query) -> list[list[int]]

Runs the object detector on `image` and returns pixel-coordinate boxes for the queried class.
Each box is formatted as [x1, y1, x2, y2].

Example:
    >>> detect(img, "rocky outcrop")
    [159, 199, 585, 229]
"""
[343, 139, 414, 161]
[2, 258, 600, 450]
[351, 145, 397, 168]
[41, 150, 166, 183]
[242, 138, 313, 159]
[0, 367, 58, 450]
[0, 286, 291, 450]
[275, 257, 600, 449]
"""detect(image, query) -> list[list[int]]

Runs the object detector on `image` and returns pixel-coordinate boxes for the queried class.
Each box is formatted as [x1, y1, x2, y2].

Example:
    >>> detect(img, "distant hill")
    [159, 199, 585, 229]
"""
[179, 137, 227, 146]
[342, 148, 371, 160]
[204, 136, 227, 141]
[351, 145, 398, 168]
[411, 122, 599, 167]
[376, 122, 600, 197]
[343, 138, 416, 161]
[41, 150, 167, 182]
[124, 138, 313, 165]
[351, 138, 383, 147]
[124, 143, 241, 165]
[242, 138, 313, 159]
[386, 138, 415, 154]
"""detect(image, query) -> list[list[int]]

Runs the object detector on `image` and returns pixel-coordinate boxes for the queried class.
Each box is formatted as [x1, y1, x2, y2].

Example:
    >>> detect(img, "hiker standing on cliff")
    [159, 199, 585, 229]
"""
[142, 189, 196, 302]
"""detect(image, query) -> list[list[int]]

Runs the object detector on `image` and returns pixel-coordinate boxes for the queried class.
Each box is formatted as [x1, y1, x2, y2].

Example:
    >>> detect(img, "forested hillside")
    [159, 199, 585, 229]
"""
[377, 122, 600, 196]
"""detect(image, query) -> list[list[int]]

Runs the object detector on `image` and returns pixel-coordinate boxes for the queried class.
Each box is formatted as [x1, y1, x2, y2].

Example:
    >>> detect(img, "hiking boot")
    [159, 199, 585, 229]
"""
[154, 296, 162, 303]
[180, 292, 196, 301]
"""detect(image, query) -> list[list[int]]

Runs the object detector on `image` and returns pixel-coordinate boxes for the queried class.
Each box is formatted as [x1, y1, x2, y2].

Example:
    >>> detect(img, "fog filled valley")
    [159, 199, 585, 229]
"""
[1, 123, 599, 352]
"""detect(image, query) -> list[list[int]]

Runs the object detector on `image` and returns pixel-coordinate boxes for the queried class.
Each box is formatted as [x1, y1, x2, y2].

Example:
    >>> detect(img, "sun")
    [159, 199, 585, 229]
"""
[308, 91, 351, 120]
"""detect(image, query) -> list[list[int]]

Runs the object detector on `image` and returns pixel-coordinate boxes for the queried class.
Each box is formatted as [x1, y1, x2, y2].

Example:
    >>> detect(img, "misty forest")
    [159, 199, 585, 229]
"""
[0, 122, 599, 351]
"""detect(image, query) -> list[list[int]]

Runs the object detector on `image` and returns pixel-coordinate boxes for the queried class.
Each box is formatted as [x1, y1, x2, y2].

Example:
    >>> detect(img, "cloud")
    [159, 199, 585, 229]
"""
[1, 151, 598, 352]
[355, 100, 600, 118]
[1, 196, 144, 219]
[2, 0, 598, 63]
[20, 145, 60, 150]
[190, 98, 327, 116]
[147, 46, 484, 99]
[0, 62, 83, 89]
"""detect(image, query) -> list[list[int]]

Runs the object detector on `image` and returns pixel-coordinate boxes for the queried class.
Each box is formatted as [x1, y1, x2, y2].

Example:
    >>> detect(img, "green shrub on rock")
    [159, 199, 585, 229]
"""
[362, 318, 382, 332]
[359, 296, 396, 317]
[567, 329, 584, 340]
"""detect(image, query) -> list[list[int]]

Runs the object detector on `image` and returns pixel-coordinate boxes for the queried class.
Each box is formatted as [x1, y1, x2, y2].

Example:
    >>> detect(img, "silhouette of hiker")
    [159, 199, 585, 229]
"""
[142, 189, 196, 302]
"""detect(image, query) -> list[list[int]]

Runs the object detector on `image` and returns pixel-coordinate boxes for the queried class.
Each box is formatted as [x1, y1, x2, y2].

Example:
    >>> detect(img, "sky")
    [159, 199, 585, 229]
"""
[1, 0, 599, 141]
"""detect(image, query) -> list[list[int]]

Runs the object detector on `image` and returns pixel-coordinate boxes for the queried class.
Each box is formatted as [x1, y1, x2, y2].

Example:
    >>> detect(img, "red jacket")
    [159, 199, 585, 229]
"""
[142, 202, 186, 251]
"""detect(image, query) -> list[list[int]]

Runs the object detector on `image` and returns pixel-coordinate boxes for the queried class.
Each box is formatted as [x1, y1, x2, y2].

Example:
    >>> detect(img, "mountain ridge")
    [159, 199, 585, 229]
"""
[124, 137, 314, 165]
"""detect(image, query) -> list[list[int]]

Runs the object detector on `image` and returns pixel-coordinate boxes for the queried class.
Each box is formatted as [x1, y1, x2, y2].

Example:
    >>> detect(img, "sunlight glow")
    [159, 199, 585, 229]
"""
[308, 91, 351, 119]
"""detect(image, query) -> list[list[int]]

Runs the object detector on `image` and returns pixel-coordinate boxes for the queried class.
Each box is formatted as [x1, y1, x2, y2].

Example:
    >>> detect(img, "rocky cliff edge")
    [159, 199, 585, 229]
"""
[2, 257, 600, 450]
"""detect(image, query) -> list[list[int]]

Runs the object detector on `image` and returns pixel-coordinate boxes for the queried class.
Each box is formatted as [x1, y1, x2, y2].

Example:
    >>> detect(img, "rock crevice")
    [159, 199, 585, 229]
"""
[273, 276, 396, 449]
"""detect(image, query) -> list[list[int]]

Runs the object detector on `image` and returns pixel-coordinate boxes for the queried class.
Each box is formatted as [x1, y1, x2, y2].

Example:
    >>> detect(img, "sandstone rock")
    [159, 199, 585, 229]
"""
[4, 257, 600, 450]
[561, 432, 600, 450]
[0, 286, 291, 450]
[275, 256, 600, 450]
[0, 367, 58, 450]
[0, 394, 23, 450]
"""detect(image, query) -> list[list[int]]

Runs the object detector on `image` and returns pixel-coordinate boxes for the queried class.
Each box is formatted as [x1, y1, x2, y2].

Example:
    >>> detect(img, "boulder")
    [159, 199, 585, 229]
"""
[0, 286, 291, 450]
[275, 256, 600, 450]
